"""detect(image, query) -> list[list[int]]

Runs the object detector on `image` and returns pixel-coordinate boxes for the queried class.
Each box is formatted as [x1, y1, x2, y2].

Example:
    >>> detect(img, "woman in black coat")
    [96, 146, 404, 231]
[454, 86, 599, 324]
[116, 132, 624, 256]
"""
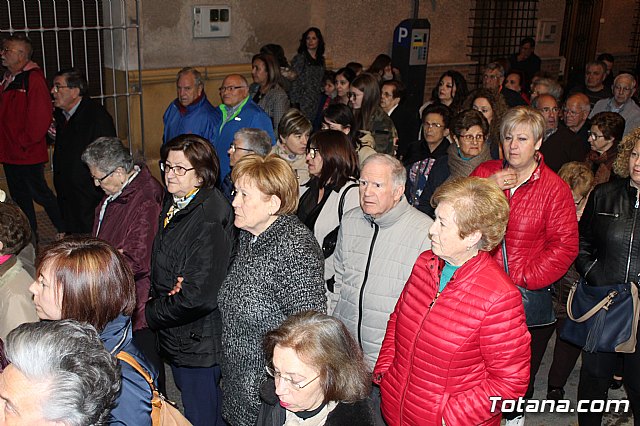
[145, 134, 236, 426]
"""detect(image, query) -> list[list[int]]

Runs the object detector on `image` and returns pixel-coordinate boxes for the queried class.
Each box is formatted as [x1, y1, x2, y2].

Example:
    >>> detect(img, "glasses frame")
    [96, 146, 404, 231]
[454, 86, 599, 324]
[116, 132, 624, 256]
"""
[92, 168, 117, 185]
[230, 144, 254, 154]
[423, 122, 444, 129]
[587, 130, 605, 140]
[458, 134, 486, 143]
[52, 85, 70, 93]
[219, 85, 248, 93]
[306, 147, 320, 159]
[159, 161, 195, 176]
[265, 366, 319, 390]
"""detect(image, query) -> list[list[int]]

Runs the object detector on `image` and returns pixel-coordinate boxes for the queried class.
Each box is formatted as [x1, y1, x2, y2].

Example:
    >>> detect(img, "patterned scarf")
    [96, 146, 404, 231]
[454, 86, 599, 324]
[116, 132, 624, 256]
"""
[164, 188, 199, 228]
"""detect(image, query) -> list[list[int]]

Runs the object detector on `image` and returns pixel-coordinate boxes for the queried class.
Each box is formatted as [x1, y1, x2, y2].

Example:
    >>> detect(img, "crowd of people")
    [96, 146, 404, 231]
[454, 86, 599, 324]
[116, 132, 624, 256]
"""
[2, 27, 640, 426]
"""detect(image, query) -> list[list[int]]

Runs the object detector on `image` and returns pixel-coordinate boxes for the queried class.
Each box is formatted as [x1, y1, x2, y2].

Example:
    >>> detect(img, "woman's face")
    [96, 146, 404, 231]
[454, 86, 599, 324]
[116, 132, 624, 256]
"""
[349, 86, 364, 110]
[232, 177, 278, 236]
[456, 125, 486, 158]
[251, 59, 268, 86]
[305, 144, 323, 177]
[335, 74, 350, 98]
[429, 201, 476, 265]
[321, 120, 350, 135]
[629, 139, 640, 188]
[438, 76, 455, 104]
[272, 345, 324, 413]
[588, 125, 615, 154]
[305, 31, 319, 50]
[281, 131, 309, 156]
[29, 262, 63, 321]
[89, 165, 124, 197]
[472, 98, 494, 123]
[502, 123, 542, 172]
[323, 80, 335, 97]
[164, 150, 201, 198]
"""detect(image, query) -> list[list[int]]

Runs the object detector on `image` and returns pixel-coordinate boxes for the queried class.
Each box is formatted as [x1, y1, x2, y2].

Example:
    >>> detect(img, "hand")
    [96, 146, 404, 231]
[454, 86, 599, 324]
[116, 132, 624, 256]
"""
[117, 248, 124, 254]
[168, 277, 183, 296]
[491, 168, 518, 191]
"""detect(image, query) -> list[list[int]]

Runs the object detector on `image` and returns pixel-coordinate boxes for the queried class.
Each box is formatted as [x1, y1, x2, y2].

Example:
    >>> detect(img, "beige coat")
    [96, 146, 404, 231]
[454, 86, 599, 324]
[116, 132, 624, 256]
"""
[0, 256, 38, 340]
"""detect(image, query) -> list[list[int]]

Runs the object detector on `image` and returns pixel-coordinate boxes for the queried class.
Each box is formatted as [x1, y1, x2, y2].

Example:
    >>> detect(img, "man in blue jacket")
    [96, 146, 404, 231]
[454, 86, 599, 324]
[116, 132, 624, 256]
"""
[214, 74, 275, 178]
[163, 67, 220, 145]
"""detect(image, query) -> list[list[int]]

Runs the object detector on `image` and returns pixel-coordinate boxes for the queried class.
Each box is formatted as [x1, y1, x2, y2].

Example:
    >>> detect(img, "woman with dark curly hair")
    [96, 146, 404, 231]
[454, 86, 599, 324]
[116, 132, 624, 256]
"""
[464, 88, 509, 159]
[290, 27, 326, 121]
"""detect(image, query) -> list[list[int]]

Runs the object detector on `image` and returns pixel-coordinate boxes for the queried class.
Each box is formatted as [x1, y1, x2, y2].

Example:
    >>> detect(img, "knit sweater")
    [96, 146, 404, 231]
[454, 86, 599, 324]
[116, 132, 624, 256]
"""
[218, 214, 326, 426]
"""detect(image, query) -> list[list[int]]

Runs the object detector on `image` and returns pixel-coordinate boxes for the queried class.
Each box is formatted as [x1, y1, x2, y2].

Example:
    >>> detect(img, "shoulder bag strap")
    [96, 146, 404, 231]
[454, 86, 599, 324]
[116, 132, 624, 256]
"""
[566, 280, 619, 323]
[116, 351, 155, 390]
[338, 183, 359, 222]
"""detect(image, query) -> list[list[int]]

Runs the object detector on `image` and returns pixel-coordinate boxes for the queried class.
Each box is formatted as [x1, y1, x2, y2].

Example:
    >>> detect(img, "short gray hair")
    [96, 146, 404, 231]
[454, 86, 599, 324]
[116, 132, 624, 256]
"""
[614, 72, 637, 89]
[177, 67, 204, 88]
[362, 153, 406, 188]
[233, 128, 272, 156]
[532, 78, 563, 101]
[81, 137, 134, 174]
[485, 62, 505, 78]
[5, 320, 121, 426]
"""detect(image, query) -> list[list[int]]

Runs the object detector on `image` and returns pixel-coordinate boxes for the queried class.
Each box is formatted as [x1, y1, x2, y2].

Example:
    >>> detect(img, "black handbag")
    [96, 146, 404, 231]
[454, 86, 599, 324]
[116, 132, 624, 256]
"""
[321, 183, 358, 259]
[560, 278, 640, 353]
[502, 240, 556, 327]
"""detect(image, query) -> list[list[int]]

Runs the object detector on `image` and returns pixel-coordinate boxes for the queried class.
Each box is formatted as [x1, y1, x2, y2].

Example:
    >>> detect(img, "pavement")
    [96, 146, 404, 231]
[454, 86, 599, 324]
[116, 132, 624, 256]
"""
[34, 211, 635, 425]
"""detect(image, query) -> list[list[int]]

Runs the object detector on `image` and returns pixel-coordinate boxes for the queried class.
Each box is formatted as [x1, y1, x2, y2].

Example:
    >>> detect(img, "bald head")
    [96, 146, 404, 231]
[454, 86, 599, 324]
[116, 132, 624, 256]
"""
[613, 73, 637, 107]
[220, 74, 249, 107]
[564, 93, 591, 132]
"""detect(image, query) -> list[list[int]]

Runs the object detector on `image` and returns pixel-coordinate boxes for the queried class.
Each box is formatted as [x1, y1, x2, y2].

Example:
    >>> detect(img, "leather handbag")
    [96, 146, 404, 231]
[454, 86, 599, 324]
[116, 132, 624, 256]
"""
[502, 240, 556, 327]
[560, 278, 640, 353]
[116, 352, 192, 426]
[321, 183, 358, 259]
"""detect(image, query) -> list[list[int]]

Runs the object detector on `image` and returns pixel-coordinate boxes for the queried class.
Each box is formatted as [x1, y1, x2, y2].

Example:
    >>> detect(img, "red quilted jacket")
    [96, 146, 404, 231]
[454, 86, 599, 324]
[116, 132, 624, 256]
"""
[471, 156, 578, 290]
[374, 250, 531, 426]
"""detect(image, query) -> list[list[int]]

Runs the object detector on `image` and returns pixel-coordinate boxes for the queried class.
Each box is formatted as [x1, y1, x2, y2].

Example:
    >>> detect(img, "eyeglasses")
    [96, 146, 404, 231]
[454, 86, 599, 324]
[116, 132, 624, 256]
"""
[159, 161, 194, 176]
[265, 366, 319, 390]
[459, 134, 486, 143]
[229, 144, 254, 154]
[482, 74, 499, 80]
[0, 47, 22, 54]
[306, 147, 320, 159]
[539, 107, 560, 114]
[587, 130, 605, 140]
[52, 85, 70, 93]
[423, 122, 444, 129]
[91, 169, 116, 185]
[562, 108, 581, 116]
[219, 85, 247, 93]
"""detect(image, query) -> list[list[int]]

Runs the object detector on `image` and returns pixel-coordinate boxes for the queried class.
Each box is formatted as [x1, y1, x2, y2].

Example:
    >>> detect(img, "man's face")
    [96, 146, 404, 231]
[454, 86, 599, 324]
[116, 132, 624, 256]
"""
[51, 75, 80, 112]
[585, 65, 605, 90]
[482, 69, 503, 91]
[1, 41, 28, 74]
[176, 72, 203, 107]
[380, 84, 400, 112]
[359, 160, 403, 219]
[563, 97, 589, 130]
[536, 95, 559, 130]
[613, 76, 636, 106]
[519, 42, 534, 59]
[0, 364, 57, 425]
[220, 75, 249, 108]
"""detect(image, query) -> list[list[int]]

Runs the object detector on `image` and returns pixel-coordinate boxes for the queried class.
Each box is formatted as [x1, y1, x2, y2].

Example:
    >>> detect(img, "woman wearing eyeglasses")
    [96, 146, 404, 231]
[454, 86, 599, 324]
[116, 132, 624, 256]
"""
[145, 134, 236, 426]
[257, 311, 374, 425]
[81, 136, 164, 390]
[403, 104, 452, 210]
[298, 130, 360, 312]
[586, 111, 626, 185]
[414, 109, 492, 218]
[272, 109, 313, 189]
[463, 88, 508, 160]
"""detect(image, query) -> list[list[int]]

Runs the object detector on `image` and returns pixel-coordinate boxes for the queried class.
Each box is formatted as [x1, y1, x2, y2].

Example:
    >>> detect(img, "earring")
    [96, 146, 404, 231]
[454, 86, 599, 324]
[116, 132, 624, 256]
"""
[268, 211, 272, 216]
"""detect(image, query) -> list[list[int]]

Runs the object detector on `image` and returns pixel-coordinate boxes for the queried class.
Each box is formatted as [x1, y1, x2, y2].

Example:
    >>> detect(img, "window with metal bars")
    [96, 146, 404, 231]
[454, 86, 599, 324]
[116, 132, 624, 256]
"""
[0, 1, 104, 96]
[630, 0, 640, 70]
[468, 0, 540, 86]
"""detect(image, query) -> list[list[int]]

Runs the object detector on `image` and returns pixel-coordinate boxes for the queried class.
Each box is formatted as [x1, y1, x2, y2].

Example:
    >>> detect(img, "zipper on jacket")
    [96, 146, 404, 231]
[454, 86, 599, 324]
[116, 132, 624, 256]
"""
[597, 212, 619, 217]
[357, 222, 379, 347]
[624, 195, 639, 281]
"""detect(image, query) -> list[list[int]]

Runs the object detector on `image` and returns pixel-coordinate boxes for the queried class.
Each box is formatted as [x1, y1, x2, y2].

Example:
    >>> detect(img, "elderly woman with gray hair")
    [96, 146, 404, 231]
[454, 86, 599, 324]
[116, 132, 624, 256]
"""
[81, 136, 164, 387]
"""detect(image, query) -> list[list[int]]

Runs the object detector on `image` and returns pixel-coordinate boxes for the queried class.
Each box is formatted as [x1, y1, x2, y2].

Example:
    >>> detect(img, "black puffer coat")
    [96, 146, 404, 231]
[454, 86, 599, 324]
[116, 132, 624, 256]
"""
[146, 187, 236, 367]
[577, 178, 640, 286]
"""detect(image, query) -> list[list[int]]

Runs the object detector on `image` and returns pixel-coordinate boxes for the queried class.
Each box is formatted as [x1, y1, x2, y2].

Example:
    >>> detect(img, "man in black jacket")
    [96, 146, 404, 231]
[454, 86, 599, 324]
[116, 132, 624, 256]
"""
[51, 68, 116, 234]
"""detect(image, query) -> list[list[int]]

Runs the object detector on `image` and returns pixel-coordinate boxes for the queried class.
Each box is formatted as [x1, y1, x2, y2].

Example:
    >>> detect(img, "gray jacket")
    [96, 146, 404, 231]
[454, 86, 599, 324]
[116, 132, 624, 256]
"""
[332, 197, 432, 367]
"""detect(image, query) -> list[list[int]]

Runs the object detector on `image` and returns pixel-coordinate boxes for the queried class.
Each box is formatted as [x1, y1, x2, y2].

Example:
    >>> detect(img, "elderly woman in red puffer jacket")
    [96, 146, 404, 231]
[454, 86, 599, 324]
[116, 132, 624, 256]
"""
[374, 177, 530, 426]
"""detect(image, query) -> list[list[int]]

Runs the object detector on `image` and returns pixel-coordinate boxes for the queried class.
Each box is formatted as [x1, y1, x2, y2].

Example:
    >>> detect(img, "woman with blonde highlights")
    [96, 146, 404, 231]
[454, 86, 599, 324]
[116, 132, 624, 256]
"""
[219, 154, 326, 426]
[374, 177, 530, 425]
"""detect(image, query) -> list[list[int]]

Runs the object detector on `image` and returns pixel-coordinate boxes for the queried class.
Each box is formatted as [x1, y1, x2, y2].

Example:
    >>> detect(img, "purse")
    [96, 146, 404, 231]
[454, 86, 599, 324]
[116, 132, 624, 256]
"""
[321, 183, 358, 259]
[502, 240, 556, 327]
[116, 352, 192, 426]
[560, 278, 640, 353]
